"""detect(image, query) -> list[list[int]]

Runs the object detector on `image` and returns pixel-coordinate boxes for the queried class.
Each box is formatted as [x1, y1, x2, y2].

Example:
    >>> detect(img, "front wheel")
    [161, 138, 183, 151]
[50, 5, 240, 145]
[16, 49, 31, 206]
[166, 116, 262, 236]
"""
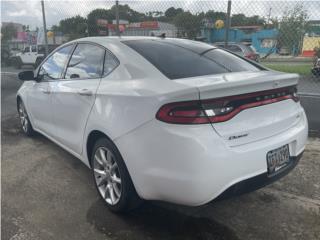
[18, 100, 35, 136]
[91, 138, 142, 212]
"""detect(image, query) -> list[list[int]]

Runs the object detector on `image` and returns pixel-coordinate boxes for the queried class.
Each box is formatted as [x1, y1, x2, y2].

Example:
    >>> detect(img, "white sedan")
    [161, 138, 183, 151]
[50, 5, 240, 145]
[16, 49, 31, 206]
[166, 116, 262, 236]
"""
[17, 37, 308, 212]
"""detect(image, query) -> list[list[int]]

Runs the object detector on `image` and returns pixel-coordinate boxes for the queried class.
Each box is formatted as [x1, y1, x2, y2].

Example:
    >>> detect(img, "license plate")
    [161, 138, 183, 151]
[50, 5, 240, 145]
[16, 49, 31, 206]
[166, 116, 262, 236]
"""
[266, 144, 290, 175]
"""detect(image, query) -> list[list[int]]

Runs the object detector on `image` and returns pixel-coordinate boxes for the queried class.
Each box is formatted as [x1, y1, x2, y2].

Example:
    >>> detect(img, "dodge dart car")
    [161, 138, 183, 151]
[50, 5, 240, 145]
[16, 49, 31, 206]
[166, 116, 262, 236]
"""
[17, 37, 308, 212]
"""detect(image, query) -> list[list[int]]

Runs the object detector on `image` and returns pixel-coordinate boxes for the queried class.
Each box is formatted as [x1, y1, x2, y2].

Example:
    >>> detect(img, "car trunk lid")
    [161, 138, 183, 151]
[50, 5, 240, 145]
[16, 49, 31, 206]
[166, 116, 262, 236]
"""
[174, 71, 301, 146]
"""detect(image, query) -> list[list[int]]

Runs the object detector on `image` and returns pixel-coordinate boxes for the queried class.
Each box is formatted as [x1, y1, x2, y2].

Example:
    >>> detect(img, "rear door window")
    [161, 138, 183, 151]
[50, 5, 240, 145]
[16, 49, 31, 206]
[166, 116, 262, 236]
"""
[104, 50, 119, 76]
[123, 40, 260, 80]
[65, 43, 105, 79]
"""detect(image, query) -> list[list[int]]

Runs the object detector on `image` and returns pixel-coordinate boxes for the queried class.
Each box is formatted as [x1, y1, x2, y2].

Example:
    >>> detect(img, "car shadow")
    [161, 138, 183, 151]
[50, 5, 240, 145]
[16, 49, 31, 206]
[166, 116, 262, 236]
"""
[3, 116, 239, 240]
[87, 199, 239, 240]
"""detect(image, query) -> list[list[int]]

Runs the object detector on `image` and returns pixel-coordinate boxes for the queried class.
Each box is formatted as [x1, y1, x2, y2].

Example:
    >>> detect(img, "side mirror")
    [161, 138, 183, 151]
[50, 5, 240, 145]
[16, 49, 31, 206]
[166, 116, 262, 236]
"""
[18, 71, 34, 81]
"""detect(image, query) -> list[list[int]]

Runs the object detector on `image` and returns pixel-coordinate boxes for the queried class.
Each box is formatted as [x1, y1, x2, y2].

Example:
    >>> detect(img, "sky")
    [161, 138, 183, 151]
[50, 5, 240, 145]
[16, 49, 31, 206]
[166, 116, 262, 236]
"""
[1, 0, 320, 29]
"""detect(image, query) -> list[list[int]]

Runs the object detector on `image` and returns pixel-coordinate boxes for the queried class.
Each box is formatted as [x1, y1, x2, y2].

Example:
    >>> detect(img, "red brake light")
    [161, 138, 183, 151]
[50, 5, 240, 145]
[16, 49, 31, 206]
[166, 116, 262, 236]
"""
[156, 86, 299, 124]
[156, 101, 210, 124]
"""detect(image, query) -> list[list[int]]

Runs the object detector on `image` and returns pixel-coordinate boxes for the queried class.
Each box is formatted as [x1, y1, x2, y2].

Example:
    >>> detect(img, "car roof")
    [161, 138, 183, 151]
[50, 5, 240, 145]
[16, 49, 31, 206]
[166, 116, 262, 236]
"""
[72, 36, 157, 44]
[69, 36, 217, 53]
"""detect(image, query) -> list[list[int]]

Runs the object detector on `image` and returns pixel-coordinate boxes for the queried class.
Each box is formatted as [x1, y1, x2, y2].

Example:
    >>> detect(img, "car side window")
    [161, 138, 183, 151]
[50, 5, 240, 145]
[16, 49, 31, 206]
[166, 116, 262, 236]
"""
[65, 43, 105, 79]
[31, 46, 37, 52]
[38, 45, 73, 81]
[104, 50, 119, 76]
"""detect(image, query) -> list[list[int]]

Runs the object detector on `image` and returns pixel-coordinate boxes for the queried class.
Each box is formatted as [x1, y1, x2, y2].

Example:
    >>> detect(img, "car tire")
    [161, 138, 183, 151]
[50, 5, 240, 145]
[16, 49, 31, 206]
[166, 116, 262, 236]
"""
[18, 100, 35, 136]
[91, 137, 143, 213]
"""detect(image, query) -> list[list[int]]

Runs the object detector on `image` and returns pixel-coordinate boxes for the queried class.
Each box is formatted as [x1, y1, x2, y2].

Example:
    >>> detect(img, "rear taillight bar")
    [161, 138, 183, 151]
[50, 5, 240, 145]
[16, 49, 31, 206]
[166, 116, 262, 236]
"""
[156, 86, 299, 124]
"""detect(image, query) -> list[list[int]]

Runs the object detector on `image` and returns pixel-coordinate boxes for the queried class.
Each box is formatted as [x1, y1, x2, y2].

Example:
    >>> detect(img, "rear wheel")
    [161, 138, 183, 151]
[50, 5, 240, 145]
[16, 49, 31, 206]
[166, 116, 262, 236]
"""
[18, 100, 35, 136]
[91, 138, 142, 212]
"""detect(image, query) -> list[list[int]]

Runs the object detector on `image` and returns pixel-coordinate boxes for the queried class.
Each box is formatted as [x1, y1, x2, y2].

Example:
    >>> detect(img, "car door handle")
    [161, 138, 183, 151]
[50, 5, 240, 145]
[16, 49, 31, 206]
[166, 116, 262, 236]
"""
[78, 89, 93, 96]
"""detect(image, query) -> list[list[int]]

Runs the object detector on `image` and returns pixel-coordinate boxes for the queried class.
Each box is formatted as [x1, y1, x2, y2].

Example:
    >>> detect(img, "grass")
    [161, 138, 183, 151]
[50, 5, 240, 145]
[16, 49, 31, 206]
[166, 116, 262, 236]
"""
[263, 63, 312, 76]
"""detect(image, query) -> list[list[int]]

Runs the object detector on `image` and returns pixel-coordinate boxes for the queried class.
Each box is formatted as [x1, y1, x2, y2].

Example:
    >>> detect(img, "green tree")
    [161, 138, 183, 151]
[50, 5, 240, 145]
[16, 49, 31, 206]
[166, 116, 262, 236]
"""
[278, 4, 308, 54]
[87, 4, 146, 36]
[165, 7, 184, 19]
[1, 23, 17, 42]
[265, 17, 279, 29]
[56, 15, 87, 40]
[231, 13, 246, 26]
[205, 10, 226, 23]
[247, 15, 265, 26]
[231, 14, 265, 26]
[110, 4, 145, 22]
[87, 9, 113, 36]
[51, 25, 60, 32]
[173, 12, 202, 39]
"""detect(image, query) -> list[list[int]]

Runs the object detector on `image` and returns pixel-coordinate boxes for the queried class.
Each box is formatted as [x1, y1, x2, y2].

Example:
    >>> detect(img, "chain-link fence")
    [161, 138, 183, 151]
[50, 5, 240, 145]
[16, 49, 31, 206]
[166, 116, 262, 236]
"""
[2, 0, 320, 95]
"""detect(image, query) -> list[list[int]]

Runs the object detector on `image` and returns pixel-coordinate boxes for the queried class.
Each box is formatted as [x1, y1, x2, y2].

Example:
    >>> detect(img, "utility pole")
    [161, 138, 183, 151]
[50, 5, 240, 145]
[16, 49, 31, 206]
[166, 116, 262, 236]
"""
[224, 0, 232, 48]
[267, 7, 272, 25]
[41, 0, 49, 56]
[115, 0, 120, 36]
[85, 23, 89, 37]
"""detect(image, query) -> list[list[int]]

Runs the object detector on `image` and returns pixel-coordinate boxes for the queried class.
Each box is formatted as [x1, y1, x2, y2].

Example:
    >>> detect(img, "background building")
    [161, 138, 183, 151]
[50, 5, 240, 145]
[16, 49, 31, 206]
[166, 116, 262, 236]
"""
[202, 26, 278, 55]
[108, 21, 178, 37]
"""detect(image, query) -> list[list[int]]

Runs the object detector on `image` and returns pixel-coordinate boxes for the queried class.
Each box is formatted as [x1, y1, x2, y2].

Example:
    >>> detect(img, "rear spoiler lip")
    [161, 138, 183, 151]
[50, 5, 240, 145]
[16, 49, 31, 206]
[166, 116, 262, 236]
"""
[174, 71, 299, 100]
[201, 85, 298, 103]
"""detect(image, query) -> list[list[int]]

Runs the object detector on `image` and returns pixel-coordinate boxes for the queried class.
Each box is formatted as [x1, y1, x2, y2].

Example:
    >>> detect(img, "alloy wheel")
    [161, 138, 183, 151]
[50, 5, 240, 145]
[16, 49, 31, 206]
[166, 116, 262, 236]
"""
[93, 147, 122, 205]
[18, 102, 28, 133]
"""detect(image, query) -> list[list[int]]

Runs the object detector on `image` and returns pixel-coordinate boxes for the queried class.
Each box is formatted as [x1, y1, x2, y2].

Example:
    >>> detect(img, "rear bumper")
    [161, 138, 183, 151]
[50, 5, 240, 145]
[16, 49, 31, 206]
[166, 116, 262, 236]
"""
[215, 152, 303, 201]
[115, 108, 308, 206]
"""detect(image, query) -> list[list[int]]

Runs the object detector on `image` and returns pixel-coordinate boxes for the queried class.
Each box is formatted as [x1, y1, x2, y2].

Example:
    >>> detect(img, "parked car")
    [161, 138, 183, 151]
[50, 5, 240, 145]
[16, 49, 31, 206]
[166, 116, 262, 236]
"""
[11, 44, 59, 69]
[213, 42, 260, 62]
[17, 37, 308, 212]
[279, 46, 290, 56]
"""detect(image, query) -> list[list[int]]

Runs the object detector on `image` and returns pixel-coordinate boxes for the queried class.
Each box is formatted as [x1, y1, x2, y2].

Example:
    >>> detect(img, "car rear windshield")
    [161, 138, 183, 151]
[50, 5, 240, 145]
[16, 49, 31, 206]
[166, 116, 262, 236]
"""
[123, 39, 261, 80]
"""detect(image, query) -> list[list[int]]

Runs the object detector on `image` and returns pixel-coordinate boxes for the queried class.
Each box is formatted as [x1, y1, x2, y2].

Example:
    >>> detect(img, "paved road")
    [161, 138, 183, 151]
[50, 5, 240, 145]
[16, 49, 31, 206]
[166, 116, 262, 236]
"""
[2, 67, 320, 240]
[298, 76, 320, 96]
